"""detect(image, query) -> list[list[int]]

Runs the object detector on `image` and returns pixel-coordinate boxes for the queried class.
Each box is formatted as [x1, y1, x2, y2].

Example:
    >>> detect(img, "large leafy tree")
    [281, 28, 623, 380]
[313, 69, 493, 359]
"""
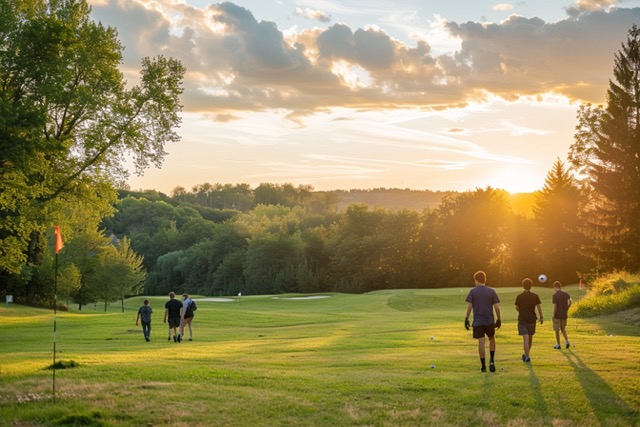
[532, 159, 588, 283]
[568, 25, 640, 272]
[0, 0, 184, 300]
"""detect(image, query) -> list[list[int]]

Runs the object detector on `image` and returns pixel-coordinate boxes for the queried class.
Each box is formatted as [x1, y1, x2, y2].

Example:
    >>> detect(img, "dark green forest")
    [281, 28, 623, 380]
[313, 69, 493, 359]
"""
[2, 2, 640, 308]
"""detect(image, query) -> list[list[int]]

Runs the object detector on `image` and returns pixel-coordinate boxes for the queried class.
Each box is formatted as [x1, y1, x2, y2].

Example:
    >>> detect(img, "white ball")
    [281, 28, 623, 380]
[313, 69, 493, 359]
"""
[538, 274, 548, 283]
[430, 364, 435, 369]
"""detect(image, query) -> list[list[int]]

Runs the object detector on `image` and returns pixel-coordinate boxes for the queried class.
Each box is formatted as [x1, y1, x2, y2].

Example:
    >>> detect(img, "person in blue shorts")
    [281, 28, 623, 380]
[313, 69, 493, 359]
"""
[465, 270, 501, 372]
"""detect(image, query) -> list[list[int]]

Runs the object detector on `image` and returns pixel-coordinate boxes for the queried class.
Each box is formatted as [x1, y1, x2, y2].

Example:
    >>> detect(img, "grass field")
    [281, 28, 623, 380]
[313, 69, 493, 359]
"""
[0, 285, 638, 426]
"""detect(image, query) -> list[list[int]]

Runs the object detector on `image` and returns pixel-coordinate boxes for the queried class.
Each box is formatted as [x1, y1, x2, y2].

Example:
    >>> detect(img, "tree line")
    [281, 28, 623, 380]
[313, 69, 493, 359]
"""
[2, 2, 640, 306]
[101, 164, 586, 297]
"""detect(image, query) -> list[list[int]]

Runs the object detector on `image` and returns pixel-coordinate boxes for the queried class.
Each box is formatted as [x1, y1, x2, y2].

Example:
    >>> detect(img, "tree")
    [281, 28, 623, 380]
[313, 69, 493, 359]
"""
[0, 0, 184, 302]
[532, 159, 588, 283]
[568, 25, 640, 272]
[430, 188, 514, 286]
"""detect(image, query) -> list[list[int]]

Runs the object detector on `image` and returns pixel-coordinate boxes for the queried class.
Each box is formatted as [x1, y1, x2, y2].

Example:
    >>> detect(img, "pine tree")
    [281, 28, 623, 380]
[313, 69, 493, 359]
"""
[533, 159, 588, 283]
[568, 25, 640, 272]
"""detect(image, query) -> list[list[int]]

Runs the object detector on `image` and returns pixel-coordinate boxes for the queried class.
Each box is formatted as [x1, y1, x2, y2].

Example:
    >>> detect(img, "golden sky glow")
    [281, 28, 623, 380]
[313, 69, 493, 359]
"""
[88, 0, 640, 194]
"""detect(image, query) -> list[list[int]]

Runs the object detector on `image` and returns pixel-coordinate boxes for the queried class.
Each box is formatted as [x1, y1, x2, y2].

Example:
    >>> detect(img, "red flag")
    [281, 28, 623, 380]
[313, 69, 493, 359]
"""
[55, 226, 64, 254]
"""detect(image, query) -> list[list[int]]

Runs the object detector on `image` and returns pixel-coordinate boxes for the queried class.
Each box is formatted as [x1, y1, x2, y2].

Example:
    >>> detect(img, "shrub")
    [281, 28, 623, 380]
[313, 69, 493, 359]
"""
[571, 271, 640, 317]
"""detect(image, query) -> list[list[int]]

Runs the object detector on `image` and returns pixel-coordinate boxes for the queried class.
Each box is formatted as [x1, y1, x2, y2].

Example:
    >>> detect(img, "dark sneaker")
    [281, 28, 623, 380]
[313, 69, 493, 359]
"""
[481, 367, 487, 372]
[566, 342, 570, 348]
[524, 357, 531, 362]
[554, 344, 561, 349]
[173, 336, 176, 342]
[177, 334, 182, 343]
[168, 336, 171, 341]
[522, 354, 526, 362]
[489, 363, 496, 372]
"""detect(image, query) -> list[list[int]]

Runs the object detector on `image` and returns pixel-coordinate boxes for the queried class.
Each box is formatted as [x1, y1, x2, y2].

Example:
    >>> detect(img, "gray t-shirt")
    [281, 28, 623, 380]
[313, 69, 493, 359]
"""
[466, 285, 500, 327]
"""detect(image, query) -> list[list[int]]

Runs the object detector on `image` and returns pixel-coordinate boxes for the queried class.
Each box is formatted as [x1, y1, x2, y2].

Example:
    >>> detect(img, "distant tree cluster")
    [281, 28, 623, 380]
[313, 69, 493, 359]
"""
[98, 178, 585, 296]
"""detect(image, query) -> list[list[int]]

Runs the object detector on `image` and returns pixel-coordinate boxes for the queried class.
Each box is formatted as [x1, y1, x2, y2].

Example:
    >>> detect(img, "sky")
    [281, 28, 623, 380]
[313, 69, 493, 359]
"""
[88, 0, 640, 194]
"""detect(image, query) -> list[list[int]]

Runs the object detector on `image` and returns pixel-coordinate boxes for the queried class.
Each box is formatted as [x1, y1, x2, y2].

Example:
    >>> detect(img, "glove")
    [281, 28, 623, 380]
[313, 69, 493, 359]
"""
[495, 319, 501, 329]
[464, 318, 470, 330]
[539, 317, 543, 325]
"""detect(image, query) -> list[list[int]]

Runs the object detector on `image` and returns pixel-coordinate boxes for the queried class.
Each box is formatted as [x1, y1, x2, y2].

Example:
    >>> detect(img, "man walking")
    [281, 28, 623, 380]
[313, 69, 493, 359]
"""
[515, 278, 543, 362]
[552, 281, 572, 349]
[164, 292, 183, 342]
[136, 299, 153, 342]
[465, 270, 501, 372]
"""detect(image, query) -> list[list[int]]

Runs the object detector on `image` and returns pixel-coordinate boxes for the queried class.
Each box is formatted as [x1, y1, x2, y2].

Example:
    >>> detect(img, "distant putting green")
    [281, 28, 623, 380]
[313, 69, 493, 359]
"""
[0, 286, 638, 426]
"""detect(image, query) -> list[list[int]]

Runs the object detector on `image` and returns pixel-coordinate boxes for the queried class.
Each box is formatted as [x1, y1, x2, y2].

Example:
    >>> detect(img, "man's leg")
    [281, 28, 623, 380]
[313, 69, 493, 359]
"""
[562, 327, 570, 347]
[477, 336, 486, 371]
[522, 334, 530, 359]
[488, 335, 496, 372]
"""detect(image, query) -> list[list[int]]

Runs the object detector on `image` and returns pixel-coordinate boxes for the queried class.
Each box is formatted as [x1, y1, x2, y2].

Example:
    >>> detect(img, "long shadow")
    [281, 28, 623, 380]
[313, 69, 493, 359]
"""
[480, 364, 548, 420]
[526, 364, 549, 419]
[563, 351, 637, 425]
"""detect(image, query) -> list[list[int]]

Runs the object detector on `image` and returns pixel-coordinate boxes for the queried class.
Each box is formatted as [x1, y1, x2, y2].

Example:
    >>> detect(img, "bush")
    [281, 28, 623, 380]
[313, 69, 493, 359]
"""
[571, 271, 640, 317]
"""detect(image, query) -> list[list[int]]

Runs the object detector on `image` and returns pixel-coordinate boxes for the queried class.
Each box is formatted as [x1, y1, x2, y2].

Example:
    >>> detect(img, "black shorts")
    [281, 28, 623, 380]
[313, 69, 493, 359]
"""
[168, 317, 180, 328]
[473, 324, 495, 339]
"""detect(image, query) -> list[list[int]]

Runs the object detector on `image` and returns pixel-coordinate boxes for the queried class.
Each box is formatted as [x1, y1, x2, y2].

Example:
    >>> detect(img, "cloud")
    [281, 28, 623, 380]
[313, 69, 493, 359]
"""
[294, 7, 331, 23]
[90, 1, 640, 118]
[493, 3, 514, 12]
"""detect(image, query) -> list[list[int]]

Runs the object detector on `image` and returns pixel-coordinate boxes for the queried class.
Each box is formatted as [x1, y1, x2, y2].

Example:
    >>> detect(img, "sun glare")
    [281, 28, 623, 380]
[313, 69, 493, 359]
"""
[486, 166, 543, 193]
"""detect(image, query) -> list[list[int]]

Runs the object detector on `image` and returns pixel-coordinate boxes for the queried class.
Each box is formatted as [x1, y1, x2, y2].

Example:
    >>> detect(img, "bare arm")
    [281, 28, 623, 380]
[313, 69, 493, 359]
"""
[164, 308, 168, 323]
[465, 303, 473, 319]
[494, 303, 501, 320]
[537, 304, 543, 322]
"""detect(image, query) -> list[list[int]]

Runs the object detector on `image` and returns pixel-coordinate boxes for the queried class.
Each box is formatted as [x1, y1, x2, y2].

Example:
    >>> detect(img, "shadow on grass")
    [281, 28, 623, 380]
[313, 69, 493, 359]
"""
[563, 350, 637, 424]
[526, 364, 549, 419]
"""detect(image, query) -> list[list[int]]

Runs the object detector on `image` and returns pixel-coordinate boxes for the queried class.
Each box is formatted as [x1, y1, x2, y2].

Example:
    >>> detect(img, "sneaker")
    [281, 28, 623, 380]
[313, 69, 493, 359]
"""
[522, 354, 526, 362]
[489, 363, 496, 372]
[524, 357, 531, 363]
[188, 338, 193, 341]
[177, 334, 182, 343]
[554, 344, 561, 349]
[173, 336, 176, 342]
[168, 336, 171, 341]
[481, 367, 487, 372]
[566, 342, 570, 348]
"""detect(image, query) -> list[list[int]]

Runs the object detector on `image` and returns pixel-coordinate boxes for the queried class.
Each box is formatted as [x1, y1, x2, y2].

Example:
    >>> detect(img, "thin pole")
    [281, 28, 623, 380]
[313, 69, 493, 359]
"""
[53, 252, 58, 401]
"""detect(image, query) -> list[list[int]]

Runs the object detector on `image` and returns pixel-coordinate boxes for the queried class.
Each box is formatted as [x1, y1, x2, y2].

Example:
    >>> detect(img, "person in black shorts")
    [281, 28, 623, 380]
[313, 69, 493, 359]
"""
[465, 270, 501, 372]
[164, 292, 183, 342]
[515, 278, 543, 362]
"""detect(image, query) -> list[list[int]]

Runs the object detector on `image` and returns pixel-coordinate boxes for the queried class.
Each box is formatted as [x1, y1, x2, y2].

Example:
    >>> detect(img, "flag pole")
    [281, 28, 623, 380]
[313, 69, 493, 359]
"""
[53, 251, 58, 401]
[52, 225, 64, 402]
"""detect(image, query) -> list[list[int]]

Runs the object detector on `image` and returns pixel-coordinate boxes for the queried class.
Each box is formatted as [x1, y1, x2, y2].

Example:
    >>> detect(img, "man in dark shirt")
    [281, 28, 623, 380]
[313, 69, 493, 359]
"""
[164, 292, 183, 342]
[465, 270, 501, 373]
[552, 281, 572, 349]
[136, 300, 153, 342]
[515, 278, 543, 362]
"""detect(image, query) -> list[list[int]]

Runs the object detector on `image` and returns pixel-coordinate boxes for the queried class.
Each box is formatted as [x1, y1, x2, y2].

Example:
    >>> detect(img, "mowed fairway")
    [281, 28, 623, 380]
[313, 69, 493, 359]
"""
[0, 286, 638, 426]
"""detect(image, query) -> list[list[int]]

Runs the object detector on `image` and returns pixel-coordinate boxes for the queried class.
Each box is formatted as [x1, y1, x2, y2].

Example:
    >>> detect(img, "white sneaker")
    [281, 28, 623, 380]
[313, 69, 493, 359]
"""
[554, 344, 561, 349]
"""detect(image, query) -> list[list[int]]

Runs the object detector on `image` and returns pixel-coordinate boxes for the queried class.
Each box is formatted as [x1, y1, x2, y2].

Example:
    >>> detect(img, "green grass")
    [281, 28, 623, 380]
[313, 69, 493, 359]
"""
[0, 286, 638, 426]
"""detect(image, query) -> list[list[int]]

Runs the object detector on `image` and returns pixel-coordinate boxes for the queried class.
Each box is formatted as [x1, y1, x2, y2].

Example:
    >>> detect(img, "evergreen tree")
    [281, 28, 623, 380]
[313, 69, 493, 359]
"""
[568, 25, 640, 272]
[533, 159, 588, 283]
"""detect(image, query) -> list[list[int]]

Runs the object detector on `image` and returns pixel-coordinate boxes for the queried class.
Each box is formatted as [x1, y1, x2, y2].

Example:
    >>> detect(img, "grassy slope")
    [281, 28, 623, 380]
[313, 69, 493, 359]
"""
[0, 286, 638, 427]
